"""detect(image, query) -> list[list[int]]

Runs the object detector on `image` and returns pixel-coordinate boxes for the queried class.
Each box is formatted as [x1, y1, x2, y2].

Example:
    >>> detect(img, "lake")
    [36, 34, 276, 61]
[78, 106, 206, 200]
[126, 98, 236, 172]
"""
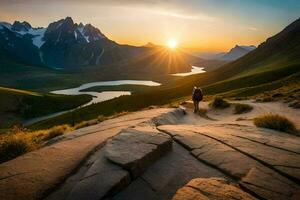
[23, 80, 161, 125]
[51, 80, 161, 105]
[172, 66, 206, 76]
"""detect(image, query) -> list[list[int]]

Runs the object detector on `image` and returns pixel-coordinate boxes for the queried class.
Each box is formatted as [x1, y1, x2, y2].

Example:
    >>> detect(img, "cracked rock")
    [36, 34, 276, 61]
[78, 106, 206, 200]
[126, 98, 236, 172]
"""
[159, 125, 300, 200]
[105, 128, 172, 178]
[172, 177, 256, 200]
[66, 152, 130, 200]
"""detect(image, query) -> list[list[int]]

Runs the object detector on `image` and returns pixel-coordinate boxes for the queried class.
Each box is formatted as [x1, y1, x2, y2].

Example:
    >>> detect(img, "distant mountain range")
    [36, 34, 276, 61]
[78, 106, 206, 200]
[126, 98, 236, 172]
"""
[197, 45, 256, 61]
[0, 17, 227, 75]
[0, 17, 148, 69]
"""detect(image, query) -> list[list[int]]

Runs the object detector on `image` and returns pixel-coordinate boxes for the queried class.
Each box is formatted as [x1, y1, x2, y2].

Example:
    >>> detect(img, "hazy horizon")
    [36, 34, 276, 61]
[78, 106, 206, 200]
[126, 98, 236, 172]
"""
[1, 0, 299, 52]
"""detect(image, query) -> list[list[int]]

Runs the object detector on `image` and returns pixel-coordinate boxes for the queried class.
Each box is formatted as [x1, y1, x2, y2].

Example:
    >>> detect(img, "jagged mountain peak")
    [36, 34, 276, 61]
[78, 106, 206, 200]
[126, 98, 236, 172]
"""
[232, 45, 256, 51]
[219, 44, 256, 61]
[144, 42, 157, 48]
[78, 22, 84, 28]
[0, 17, 113, 68]
[12, 21, 32, 31]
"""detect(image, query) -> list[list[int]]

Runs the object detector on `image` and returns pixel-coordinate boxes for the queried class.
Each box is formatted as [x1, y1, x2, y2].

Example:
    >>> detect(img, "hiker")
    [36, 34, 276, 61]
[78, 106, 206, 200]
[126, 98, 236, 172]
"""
[192, 86, 203, 113]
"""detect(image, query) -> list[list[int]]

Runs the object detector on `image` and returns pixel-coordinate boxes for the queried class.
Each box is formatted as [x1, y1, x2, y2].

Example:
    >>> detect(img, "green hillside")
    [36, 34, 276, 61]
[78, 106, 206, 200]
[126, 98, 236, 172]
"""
[0, 87, 92, 128]
[215, 17, 300, 79]
[30, 18, 300, 129]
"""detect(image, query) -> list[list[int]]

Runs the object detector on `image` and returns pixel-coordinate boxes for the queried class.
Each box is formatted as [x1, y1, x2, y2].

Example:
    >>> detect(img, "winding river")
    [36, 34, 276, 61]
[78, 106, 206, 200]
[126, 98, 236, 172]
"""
[51, 80, 161, 106]
[172, 66, 206, 76]
[23, 80, 161, 125]
[24, 66, 206, 126]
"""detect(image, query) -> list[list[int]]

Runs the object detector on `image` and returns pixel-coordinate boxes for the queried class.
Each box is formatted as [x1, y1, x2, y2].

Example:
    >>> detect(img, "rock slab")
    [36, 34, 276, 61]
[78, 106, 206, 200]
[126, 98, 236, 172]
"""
[172, 177, 256, 200]
[105, 128, 172, 178]
[159, 124, 300, 200]
[57, 126, 173, 200]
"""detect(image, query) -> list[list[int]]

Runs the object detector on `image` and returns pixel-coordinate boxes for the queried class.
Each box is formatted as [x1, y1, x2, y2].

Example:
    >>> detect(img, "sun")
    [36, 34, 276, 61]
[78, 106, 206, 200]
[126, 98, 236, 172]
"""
[167, 39, 178, 49]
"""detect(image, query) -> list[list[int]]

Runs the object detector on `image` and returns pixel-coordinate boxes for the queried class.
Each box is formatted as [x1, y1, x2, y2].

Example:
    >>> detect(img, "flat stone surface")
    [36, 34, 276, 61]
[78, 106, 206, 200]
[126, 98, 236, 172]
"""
[113, 143, 228, 200]
[47, 108, 178, 145]
[65, 151, 130, 200]
[172, 178, 256, 200]
[47, 124, 173, 200]
[159, 124, 300, 200]
[105, 127, 172, 178]
[240, 166, 300, 200]
[0, 108, 176, 200]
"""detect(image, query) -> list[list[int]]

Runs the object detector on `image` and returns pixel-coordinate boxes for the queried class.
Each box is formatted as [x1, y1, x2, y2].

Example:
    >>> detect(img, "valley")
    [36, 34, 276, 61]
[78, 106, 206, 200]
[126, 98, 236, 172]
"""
[0, 17, 299, 130]
[0, 1, 299, 199]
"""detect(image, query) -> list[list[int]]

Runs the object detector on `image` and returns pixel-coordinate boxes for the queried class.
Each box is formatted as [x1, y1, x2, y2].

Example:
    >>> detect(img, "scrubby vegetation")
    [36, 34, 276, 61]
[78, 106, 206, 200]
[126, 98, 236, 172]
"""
[0, 126, 36, 163]
[43, 125, 72, 141]
[0, 125, 73, 163]
[288, 100, 300, 109]
[210, 97, 230, 109]
[234, 103, 253, 114]
[0, 137, 31, 163]
[0, 115, 115, 163]
[73, 120, 96, 130]
[256, 96, 273, 102]
[254, 114, 298, 134]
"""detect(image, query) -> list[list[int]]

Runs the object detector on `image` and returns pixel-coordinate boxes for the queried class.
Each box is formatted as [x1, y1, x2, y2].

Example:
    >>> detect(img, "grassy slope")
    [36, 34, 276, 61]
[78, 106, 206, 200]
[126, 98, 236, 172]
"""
[0, 87, 92, 128]
[213, 71, 300, 98]
[30, 18, 300, 129]
[30, 64, 299, 129]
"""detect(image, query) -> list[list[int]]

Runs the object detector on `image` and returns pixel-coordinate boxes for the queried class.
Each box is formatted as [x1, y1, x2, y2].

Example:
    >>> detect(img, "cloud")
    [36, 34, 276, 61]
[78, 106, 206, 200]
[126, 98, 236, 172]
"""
[246, 26, 258, 31]
[155, 10, 216, 21]
[0, 0, 216, 22]
[0, 0, 166, 5]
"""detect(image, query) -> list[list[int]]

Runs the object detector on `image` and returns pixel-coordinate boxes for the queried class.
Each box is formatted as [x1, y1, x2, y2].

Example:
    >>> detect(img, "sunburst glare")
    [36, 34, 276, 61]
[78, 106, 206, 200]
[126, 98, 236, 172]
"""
[167, 39, 178, 49]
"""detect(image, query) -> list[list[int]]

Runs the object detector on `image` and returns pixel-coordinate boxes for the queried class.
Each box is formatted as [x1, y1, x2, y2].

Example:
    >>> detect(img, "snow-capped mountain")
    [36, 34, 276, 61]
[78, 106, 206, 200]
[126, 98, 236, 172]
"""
[0, 17, 138, 68]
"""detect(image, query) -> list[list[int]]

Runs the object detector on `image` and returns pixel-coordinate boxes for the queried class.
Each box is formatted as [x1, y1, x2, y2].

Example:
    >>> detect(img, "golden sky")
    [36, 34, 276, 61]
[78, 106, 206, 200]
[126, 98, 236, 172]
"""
[0, 0, 299, 52]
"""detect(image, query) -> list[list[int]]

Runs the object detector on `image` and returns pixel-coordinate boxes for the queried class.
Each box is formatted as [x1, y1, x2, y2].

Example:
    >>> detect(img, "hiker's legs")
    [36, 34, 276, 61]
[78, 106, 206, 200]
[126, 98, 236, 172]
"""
[193, 100, 199, 113]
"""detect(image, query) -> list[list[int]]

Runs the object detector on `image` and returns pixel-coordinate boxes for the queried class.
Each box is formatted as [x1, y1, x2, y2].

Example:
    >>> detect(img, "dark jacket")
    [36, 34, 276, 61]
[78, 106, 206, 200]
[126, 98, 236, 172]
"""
[192, 87, 203, 101]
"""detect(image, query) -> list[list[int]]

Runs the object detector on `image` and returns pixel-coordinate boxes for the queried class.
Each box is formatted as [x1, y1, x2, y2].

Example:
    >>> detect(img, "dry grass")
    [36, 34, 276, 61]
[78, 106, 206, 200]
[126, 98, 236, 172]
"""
[254, 114, 298, 134]
[43, 125, 72, 141]
[74, 121, 90, 130]
[289, 100, 300, 109]
[210, 97, 230, 109]
[0, 126, 37, 163]
[0, 136, 31, 163]
[234, 103, 253, 114]
[0, 125, 72, 163]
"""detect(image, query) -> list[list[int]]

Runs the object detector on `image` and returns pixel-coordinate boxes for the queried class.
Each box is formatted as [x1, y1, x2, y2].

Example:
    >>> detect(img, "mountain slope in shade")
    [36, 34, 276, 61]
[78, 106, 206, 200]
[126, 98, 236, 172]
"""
[212, 17, 300, 79]
[0, 17, 226, 78]
[219, 45, 256, 61]
[149, 17, 300, 101]
[0, 17, 149, 69]
[170, 17, 300, 100]
[197, 45, 256, 61]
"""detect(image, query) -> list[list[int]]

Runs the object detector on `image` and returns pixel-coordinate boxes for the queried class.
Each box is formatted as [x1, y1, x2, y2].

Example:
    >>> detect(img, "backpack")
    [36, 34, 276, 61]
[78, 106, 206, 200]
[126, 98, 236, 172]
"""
[193, 88, 203, 101]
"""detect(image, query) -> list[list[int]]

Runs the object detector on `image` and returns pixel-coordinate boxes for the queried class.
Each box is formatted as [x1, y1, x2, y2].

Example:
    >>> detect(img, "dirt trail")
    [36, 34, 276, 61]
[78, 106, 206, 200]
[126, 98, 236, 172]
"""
[181, 100, 300, 129]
